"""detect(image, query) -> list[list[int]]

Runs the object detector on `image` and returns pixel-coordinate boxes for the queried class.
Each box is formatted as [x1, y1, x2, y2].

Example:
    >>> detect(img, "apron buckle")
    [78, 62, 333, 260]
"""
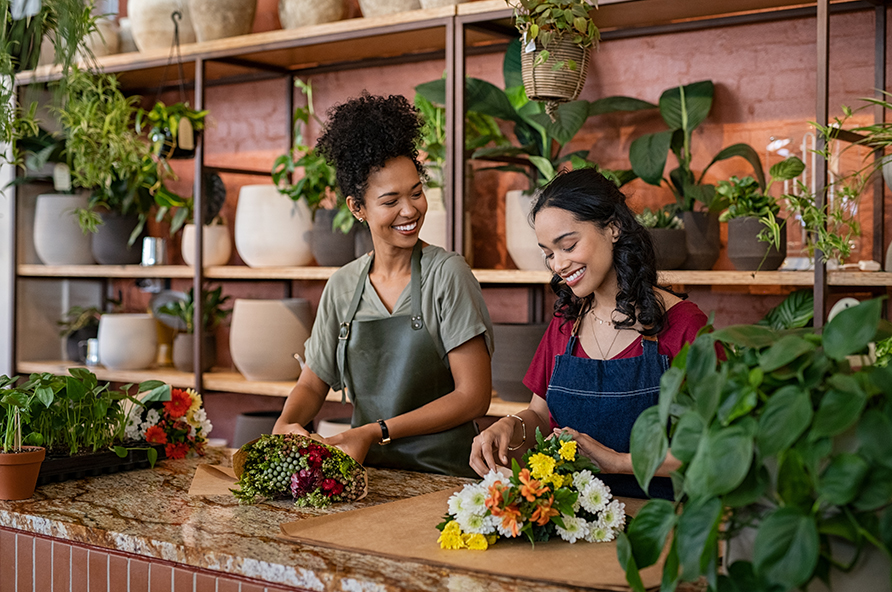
[411, 315, 424, 330]
[338, 322, 351, 340]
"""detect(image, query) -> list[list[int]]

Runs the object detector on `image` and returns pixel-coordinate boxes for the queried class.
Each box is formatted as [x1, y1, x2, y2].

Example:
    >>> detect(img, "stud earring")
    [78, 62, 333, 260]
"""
[357, 217, 364, 223]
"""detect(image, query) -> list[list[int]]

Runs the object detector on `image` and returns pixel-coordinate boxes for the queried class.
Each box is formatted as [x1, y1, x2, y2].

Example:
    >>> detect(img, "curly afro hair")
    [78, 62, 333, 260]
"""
[315, 92, 426, 209]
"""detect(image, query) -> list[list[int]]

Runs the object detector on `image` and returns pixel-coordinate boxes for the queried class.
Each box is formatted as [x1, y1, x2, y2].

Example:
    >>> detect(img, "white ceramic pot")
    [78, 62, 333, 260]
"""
[181, 224, 232, 267]
[118, 17, 138, 53]
[188, 0, 257, 42]
[229, 299, 313, 381]
[97, 314, 158, 371]
[279, 0, 344, 28]
[505, 189, 544, 271]
[419, 187, 447, 248]
[357, 0, 420, 18]
[234, 185, 314, 268]
[128, 0, 197, 52]
[82, 17, 120, 58]
[33, 194, 94, 265]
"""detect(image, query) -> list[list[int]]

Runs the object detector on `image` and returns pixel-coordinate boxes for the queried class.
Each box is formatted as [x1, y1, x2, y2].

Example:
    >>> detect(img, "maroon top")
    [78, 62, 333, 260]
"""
[523, 300, 708, 428]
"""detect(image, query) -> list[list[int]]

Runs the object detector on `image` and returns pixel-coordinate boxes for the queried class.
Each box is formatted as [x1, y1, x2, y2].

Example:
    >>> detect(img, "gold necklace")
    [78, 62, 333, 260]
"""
[588, 311, 621, 359]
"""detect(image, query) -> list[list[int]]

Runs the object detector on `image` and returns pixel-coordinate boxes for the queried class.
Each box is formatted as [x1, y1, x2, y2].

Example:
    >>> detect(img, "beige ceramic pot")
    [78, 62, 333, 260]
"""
[33, 194, 94, 265]
[279, 0, 345, 28]
[229, 299, 313, 381]
[97, 314, 158, 371]
[129, 0, 197, 52]
[505, 189, 543, 271]
[188, 0, 257, 42]
[181, 224, 232, 267]
[357, 0, 420, 18]
[419, 187, 447, 248]
[234, 185, 314, 268]
[0, 447, 45, 501]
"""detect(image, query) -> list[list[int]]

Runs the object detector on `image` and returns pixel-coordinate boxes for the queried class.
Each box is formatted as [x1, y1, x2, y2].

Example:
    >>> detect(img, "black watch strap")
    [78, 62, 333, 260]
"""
[377, 419, 391, 445]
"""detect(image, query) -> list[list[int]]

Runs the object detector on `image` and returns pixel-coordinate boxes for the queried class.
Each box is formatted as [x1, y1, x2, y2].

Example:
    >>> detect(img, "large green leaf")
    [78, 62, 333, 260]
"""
[676, 496, 722, 581]
[658, 366, 684, 426]
[670, 410, 705, 464]
[853, 465, 892, 511]
[758, 290, 814, 330]
[768, 156, 806, 182]
[724, 463, 769, 508]
[527, 100, 591, 147]
[630, 406, 668, 493]
[811, 386, 866, 440]
[757, 385, 813, 457]
[753, 508, 819, 590]
[684, 424, 754, 501]
[700, 143, 766, 191]
[630, 131, 673, 186]
[712, 324, 779, 349]
[823, 298, 883, 360]
[659, 80, 714, 132]
[626, 499, 677, 568]
[758, 335, 815, 372]
[818, 453, 869, 505]
[588, 95, 657, 116]
[857, 409, 892, 469]
[617, 533, 647, 592]
[504, 39, 523, 89]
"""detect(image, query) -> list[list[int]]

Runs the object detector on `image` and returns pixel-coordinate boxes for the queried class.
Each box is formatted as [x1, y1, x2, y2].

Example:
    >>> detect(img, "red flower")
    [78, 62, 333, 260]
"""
[164, 389, 192, 419]
[165, 442, 190, 459]
[321, 478, 344, 497]
[145, 425, 167, 444]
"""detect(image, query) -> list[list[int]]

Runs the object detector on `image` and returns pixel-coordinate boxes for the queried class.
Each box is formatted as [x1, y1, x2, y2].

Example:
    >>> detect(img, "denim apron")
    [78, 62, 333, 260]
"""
[546, 318, 674, 499]
[336, 242, 478, 478]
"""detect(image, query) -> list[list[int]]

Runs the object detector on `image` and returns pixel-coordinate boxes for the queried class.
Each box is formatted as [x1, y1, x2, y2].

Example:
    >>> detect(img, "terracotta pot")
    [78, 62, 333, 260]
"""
[521, 38, 590, 103]
[33, 194, 94, 265]
[91, 212, 145, 265]
[680, 211, 720, 270]
[182, 224, 232, 267]
[172, 333, 216, 372]
[0, 447, 46, 501]
[312, 208, 357, 267]
[357, 0, 419, 18]
[188, 0, 257, 42]
[129, 0, 197, 52]
[234, 185, 314, 268]
[97, 314, 158, 371]
[279, 0, 345, 28]
[727, 217, 786, 271]
[505, 189, 543, 271]
[229, 299, 313, 381]
[492, 323, 548, 402]
[648, 228, 686, 270]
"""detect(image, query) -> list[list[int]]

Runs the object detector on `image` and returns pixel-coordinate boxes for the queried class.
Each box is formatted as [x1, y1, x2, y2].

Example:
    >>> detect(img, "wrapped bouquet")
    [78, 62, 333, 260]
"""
[437, 430, 626, 550]
[125, 387, 212, 460]
[232, 434, 367, 508]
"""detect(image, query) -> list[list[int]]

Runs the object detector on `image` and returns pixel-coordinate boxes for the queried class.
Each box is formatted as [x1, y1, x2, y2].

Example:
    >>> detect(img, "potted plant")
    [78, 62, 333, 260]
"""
[0, 375, 47, 500]
[58, 305, 102, 363]
[635, 205, 686, 270]
[136, 100, 209, 160]
[507, 0, 600, 112]
[629, 80, 766, 270]
[620, 298, 892, 592]
[718, 155, 805, 271]
[174, 172, 231, 267]
[158, 284, 232, 373]
[270, 79, 349, 267]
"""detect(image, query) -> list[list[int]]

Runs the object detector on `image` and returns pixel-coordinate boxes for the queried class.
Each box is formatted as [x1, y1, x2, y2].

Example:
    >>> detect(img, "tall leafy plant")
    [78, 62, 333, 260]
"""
[629, 80, 765, 213]
[620, 299, 892, 592]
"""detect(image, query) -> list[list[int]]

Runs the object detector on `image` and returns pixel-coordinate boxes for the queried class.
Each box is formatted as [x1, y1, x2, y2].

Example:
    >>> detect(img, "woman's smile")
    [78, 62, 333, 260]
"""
[563, 266, 586, 286]
[393, 220, 419, 234]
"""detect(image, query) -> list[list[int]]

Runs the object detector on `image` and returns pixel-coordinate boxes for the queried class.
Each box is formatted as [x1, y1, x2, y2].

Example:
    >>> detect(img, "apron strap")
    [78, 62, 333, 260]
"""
[336, 242, 425, 404]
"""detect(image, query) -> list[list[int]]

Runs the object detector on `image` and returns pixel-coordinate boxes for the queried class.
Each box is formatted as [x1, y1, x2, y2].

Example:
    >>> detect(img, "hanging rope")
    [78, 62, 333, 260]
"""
[153, 11, 188, 106]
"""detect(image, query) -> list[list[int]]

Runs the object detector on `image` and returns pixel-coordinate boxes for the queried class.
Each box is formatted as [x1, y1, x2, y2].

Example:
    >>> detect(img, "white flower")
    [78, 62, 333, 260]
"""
[455, 511, 495, 535]
[480, 469, 506, 491]
[460, 484, 489, 516]
[124, 413, 143, 440]
[144, 408, 161, 427]
[599, 499, 626, 530]
[586, 523, 616, 543]
[495, 519, 522, 538]
[447, 490, 467, 516]
[579, 479, 610, 514]
[555, 514, 589, 544]
[573, 469, 596, 491]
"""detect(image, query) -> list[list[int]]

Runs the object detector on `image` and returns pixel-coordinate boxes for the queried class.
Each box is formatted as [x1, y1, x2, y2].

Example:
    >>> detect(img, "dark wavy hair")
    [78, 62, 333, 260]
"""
[529, 168, 683, 336]
[315, 92, 426, 208]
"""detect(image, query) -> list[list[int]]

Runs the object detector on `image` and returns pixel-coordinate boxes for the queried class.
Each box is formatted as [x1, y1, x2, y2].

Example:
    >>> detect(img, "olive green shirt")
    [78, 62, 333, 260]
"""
[304, 245, 494, 391]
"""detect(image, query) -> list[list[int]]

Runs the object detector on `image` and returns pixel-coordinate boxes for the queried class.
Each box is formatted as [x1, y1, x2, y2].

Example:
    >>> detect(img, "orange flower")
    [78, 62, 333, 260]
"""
[531, 496, 560, 526]
[497, 504, 522, 537]
[485, 483, 505, 511]
[165, 442, 190, 459]
[144, 425, 167, 444]
[164, 388, 192, 419]
[518, 469, 548, 502]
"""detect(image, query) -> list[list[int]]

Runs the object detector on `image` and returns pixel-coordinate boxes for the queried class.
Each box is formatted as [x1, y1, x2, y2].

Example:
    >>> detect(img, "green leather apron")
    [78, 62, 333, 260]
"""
[336, 242, 478, 477]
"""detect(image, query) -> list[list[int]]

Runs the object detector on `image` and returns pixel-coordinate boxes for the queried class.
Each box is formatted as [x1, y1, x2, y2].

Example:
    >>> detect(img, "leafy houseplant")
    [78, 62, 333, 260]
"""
[0, 375, 47, 500]
[136, 101, 209, 160]
[158, 285, 232, 372]
[620, 298, 892, 592]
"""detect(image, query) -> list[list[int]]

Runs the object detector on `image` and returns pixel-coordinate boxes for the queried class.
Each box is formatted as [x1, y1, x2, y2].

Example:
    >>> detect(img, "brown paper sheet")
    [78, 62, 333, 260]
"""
[188, 464, 237, 496]
[280, 488, 664, 591]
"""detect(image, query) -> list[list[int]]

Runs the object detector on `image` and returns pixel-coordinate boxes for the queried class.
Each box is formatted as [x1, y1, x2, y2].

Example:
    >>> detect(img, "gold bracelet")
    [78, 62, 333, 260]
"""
[505, 414, 526, 451]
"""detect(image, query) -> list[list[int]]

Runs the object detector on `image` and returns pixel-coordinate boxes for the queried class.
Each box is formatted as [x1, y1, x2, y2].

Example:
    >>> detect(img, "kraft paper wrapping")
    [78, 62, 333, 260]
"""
[280, 488, 665, 591]
[188, 464, 238, 496]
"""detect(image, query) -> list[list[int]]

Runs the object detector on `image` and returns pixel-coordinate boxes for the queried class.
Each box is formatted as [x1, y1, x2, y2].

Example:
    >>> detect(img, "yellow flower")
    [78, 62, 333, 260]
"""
[559, 440, 577, 461]
[463, 533, 489, 550]
[439, 531, 465, 550]
[186, 389, 203, 415]
[485, 534, 498, 545]
[443, 520, 461, 534]
[546, 473, 566, 489]
[528, 453, 556, 480]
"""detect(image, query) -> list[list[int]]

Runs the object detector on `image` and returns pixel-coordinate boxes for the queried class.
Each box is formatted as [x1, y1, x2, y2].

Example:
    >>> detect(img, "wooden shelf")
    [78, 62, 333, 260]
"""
[15, 360, 196, 388]
[17, 264, 194, 279]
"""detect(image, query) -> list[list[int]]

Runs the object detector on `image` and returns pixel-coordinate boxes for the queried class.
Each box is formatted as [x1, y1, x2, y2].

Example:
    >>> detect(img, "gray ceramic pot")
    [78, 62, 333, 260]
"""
[172, 333, 216, 373]
[648, 228, 686, 270]
[681, 211, 720, 270]
[91, 212, 145, 265]
[312, 208, 357, 267]
[727, 217, 786, 271]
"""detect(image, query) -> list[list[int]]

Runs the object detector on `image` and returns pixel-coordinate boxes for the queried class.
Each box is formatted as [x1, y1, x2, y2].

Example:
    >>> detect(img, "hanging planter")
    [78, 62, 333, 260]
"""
[520, 38, 591, 105]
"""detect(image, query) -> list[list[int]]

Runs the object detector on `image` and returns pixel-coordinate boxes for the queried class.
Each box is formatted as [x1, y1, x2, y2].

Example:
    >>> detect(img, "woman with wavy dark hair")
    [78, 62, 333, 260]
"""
[470, 168, 706, 499]
[273, 93, 493, 478]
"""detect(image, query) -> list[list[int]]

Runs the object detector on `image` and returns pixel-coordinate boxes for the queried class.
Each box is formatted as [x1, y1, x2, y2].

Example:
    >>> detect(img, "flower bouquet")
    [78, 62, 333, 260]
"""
[231, 434, 367, 508]
[125, 387, 212, 460]
[437, 429, 626, 550]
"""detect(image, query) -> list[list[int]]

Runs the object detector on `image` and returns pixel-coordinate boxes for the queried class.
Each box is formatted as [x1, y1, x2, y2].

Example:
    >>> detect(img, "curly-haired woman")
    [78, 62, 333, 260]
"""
[273, 93, 493, 478]
[469, 168, 707, 498]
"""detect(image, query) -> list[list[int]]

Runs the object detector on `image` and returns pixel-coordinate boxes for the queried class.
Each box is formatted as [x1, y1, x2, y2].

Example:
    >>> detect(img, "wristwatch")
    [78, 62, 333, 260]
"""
[377, 419, 391, 445]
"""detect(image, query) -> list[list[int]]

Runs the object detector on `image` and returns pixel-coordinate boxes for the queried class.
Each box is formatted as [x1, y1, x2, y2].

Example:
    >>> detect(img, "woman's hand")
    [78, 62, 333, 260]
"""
[324, 423, 380, 464]
[273, 422, 311, 436]
[555, 427, 630, 475]
[470, 417, 518, 477]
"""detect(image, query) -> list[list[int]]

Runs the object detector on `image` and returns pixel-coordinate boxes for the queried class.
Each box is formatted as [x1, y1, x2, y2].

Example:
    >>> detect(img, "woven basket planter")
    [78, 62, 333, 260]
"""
[521, 38, 590, 103]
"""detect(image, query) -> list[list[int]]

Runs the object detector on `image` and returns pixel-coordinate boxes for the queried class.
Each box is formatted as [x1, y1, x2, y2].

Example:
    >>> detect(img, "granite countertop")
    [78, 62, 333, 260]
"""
[0, 448, 705, 592]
